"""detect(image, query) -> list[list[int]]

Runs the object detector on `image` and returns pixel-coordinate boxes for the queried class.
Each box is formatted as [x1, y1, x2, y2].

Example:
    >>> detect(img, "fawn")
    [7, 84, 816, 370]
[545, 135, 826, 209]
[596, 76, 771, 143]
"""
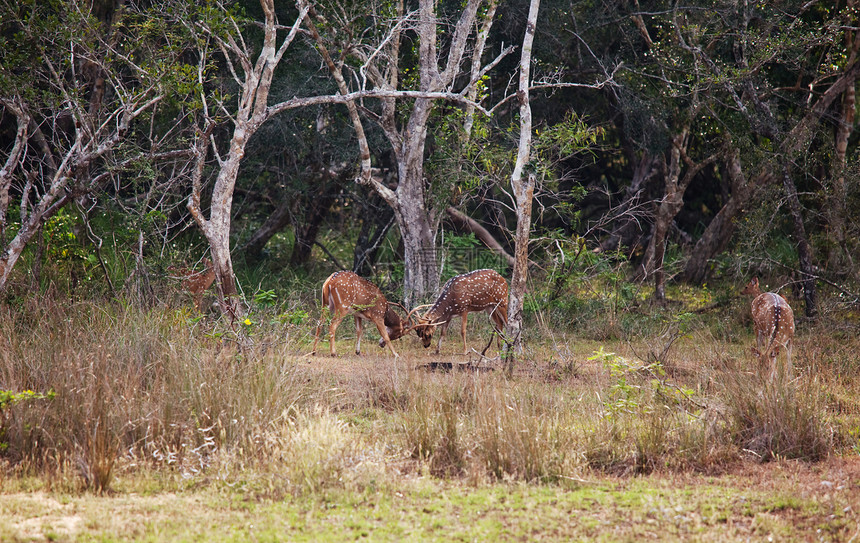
[169, 258, 216, 311]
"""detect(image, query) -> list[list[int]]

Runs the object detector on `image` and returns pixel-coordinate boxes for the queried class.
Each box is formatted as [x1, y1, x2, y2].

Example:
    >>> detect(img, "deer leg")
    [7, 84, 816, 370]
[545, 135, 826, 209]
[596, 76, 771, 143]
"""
[435, 322, 449, 354]
[312, 320, 323, 356]
[329, 314, 345, 357]
[373, 320, 399, 358]
[755, 329, 766, 353]
[753, 329, 767, 372]
[314, 302, 333, 356]
[354, 316, 363, 355]
[490, 309, 506, 350]
[767, 347, 779, 381]
[460, 314, 469, 355]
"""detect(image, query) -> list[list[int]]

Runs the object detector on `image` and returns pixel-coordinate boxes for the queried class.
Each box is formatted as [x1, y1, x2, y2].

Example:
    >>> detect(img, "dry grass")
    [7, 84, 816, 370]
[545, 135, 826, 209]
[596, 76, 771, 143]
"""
[0, 294, 858, 499]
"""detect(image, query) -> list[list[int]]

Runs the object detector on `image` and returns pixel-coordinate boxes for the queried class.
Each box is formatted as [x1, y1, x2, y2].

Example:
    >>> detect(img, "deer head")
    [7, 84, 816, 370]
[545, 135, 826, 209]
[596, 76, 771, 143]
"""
[404, 269, 508, 354]
[741, 277, 762, 297]
[376, 302, 413, 347]
[398, 304, 439, 348]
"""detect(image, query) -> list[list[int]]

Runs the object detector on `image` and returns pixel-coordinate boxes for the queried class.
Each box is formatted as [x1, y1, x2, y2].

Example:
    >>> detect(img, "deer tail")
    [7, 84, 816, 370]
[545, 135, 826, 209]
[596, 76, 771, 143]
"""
[320, 275, 333, 313]
[765, 294, 781, 358]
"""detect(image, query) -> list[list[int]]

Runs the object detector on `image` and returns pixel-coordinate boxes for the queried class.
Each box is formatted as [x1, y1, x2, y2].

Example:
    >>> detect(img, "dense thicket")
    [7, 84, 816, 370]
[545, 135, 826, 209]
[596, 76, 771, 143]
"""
[0, 0, 857, 316]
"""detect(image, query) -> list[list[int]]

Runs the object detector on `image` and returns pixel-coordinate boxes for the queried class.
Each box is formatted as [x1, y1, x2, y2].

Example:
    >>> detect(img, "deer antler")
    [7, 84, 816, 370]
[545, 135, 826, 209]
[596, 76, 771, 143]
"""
[387, 301, 409, 314]
[404, 304, 434, 328]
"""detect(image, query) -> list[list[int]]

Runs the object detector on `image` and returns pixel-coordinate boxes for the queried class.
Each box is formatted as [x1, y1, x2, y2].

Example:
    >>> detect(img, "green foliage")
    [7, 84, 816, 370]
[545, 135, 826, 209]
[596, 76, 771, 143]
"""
[43, 210, 87, 265]
[0, 389, 54, 411]
[0, 389, 54, 453]
[253, 288, 278, 307]
[589, 347, 671, 420]
[533, 112, 603, 172]
[278, 308, 309, 326]
[439, 233, 506, 281]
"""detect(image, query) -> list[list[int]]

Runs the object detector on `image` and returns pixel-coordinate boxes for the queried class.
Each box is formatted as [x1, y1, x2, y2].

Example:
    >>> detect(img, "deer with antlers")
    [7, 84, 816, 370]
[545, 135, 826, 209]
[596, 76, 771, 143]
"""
[168, 258, 216, 311]
[312, 271, 410, 357]
[741, 277, 795, 379]
[407, 269, 508, 355]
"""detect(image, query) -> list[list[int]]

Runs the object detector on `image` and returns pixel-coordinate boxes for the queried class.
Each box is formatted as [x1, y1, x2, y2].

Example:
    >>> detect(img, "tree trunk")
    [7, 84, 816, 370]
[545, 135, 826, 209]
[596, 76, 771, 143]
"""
[639, 130, 687, 303]
[243, 199, 293, 260]
[290, 185, 339, 266]
[505, 0, 540, 368]
[393, 98, 440, 305]
[829, 82, 855, 271]
[829, 8, 858, 273]
[0, 100, 29, 246]
[782, 166, 817, 318]
[683, 150, 758, 284]
[397, 165, 439, 305]
[200, 156, 242, 313]
[507, 177, 534, 357]
[186, 0, 308, 320]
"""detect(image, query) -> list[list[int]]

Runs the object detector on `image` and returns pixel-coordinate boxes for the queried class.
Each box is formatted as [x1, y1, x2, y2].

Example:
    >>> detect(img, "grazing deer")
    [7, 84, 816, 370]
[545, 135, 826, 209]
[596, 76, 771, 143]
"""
[169, 258, 216, 310]
[408, 269, 508, 355]
[312, 271, 410, 357]
[741, 277, 795, 379]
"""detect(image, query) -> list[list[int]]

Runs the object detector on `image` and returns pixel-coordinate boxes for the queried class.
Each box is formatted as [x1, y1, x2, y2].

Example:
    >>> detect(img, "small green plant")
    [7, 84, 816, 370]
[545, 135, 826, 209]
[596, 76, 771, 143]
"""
[253, 288, 278, 306]
[0, 389, 55, 410]
[589, 347, 663, 418]
[0, 389, 55, 452]
[279, 308, 309, 325]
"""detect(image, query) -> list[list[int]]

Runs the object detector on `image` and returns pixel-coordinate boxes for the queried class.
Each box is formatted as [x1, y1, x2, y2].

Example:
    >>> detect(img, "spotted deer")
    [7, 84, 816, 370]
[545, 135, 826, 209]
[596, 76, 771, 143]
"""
[408, 269, 508, 355]
[169, 258, 216, 310]
[741, 277, 795, 379]
[312, 271, 410, 357]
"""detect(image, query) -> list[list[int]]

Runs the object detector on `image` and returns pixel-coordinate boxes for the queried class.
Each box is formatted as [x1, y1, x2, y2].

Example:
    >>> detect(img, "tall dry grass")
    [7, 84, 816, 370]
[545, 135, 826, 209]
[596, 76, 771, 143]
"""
[0, 296, 311, 491]
[719, 367, 832, 461]
[0, 295, 855, 494]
